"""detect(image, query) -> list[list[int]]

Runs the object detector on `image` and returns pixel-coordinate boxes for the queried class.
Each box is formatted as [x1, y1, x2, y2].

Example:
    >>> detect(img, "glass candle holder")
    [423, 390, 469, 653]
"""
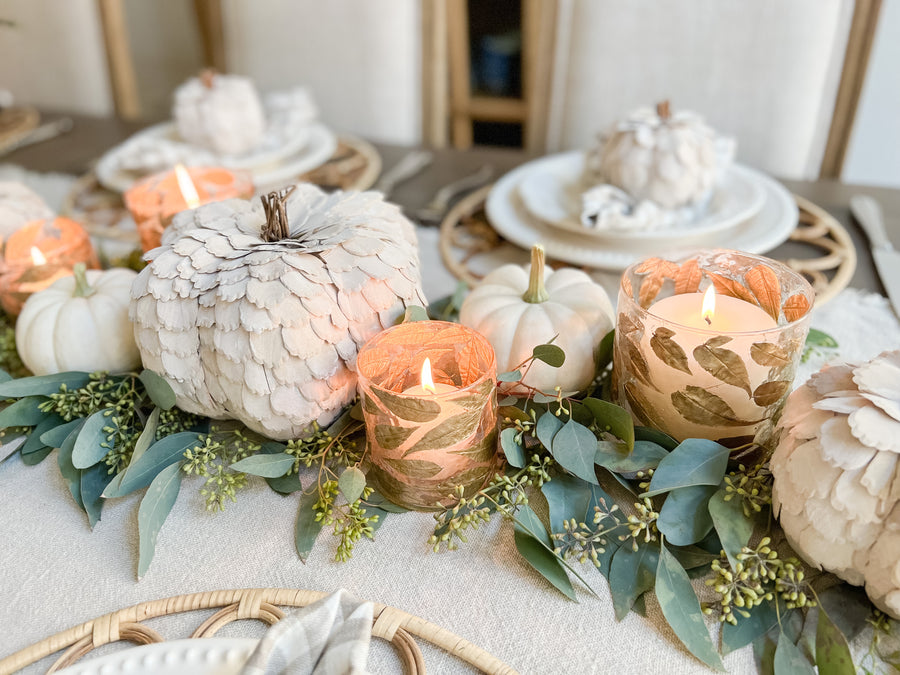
[124, 166, 253, 252]
[0, 217, 99, 315]
[356, 321, 499, 511]
[612, 249, 814, 452]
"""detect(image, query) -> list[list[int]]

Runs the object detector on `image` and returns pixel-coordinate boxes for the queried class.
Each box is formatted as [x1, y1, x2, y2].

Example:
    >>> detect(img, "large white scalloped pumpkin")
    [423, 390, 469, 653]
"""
[129, 184, 426, 440]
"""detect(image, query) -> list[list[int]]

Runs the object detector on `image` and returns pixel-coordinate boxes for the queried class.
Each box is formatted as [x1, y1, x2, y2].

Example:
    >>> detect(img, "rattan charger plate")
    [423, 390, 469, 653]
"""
[0, 588, 517, 675]
[61, 135, 382, 250]
[439, 186, 856, 306]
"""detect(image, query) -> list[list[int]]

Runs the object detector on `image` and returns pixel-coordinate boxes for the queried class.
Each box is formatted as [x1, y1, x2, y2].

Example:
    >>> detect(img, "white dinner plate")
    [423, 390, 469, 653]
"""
[55, 638, 257, 675]
[517, 152, 765, 245]
[486, 160, 798, 270]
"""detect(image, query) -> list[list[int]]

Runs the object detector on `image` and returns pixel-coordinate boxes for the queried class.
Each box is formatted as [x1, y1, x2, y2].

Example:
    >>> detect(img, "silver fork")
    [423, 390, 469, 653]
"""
[414, 164, 495, 225]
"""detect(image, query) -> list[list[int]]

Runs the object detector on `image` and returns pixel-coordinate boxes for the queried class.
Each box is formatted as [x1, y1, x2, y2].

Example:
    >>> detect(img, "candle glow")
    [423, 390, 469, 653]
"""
[702, 285, 715, 324]
[30, 246, 47, 266]
[421, 357, 436, 394]
[174, 163, 201, 209]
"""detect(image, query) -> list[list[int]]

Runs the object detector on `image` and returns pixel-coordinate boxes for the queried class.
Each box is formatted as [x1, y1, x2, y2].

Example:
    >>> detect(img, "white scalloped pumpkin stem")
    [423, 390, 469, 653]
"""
[260, 185, 296, 243]
[71, 263, 95, 298]
[523, 244, 550, 304]
[656, 100, 671, 120]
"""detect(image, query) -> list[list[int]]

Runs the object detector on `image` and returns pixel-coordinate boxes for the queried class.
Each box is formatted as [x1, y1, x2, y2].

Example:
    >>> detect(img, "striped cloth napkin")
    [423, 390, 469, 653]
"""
[240, 590, 373, 675]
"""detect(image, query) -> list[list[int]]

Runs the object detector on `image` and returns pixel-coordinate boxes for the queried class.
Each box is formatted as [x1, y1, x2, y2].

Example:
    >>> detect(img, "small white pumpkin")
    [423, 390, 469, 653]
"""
[460, 245, 614, 394]
[0, 182, 54, 242]
[16, 263, 141, 375]
[173, 70, 266, 156]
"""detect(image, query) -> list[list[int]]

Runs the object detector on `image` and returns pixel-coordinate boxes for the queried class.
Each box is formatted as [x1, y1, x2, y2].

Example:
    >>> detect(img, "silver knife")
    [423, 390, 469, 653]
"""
[850, 194, 900, 316]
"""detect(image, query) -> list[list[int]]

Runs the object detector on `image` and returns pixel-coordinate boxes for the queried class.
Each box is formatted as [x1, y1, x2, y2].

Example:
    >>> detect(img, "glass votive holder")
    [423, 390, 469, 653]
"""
[356, 320, 499, 511]
[124, 165, 253, 252]
[612, 249, 815, 453]
[0, 217, 99, 315]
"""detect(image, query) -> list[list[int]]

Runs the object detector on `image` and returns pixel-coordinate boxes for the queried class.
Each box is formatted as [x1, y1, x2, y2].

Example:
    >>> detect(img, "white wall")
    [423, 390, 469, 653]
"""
[842, 0, 900, 188]
[0, 0, 113, 115]
[222, 0, 422, 145]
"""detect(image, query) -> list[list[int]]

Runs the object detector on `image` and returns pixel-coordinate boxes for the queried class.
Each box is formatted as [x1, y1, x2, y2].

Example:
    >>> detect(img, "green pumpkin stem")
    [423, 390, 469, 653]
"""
[523, 245, 550, 304]
[71, 263, 95, 298]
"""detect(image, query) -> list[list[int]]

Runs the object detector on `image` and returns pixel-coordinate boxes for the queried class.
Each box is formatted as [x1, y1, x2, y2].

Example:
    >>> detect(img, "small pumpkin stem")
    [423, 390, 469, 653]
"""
[656, 100, 671, 120]
[523, 244, 550, 304]
[200, 68, 216, 88]
[71, 263, 95, 298]
[260, 185, 296, 242]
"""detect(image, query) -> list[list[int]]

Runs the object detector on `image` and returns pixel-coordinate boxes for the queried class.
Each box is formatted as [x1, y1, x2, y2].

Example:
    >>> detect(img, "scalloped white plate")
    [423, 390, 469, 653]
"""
[55, 638, 257, 675]
[486, 160, 798, 270]
[517, 151, 765, 243]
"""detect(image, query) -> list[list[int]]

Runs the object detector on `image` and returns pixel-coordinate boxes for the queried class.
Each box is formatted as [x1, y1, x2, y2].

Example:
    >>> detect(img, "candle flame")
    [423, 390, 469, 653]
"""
[420, 358, 436, 394]
[174, 164, 201, 209]
[701, 285, 716, 325]
[30, 246, 47, 266]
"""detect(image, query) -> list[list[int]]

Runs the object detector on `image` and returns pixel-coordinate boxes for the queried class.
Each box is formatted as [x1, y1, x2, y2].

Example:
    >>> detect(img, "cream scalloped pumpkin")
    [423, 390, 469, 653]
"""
[459, 245, 614, 394]
[173, 70, 265, 156]
[16, 264, 140, 375]
[130, 184, 426, 440]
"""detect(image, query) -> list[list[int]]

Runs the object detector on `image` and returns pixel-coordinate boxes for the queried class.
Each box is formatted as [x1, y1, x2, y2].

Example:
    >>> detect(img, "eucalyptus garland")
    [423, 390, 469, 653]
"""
[1, 300, 897, 674]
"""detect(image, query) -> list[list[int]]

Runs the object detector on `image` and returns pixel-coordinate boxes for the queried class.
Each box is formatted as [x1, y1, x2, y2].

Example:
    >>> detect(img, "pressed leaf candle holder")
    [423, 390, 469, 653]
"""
[612, 249, 814, 453]
[356, 321, 499, 510]
[124, 166, 253, 252]
[0, 217, 99, 315]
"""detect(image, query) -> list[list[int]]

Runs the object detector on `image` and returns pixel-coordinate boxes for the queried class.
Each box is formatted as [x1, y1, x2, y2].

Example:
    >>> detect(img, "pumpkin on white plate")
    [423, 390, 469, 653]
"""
[173, 70, 266, 156]
[460, 244, 614, 394]
[16, 263, 140, 375]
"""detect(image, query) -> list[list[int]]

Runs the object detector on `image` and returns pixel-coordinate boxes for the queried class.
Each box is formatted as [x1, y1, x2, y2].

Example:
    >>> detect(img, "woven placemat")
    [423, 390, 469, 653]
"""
[0, 588, 516, 675]
[0, 107, 40, 156]
[439, 185, 856, 306]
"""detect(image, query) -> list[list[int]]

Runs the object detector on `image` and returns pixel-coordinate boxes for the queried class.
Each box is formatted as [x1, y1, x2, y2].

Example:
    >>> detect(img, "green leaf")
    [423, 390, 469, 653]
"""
[0, 371, 91, 397]
[230, 453, 295, 478]
[497, 369, 523, 383]
[775, 630, 815, 675]
[805, 328, 838, 348]
[402, 305, 429, 322]
[81, 461, 114, 529]
[535, 411, 563, 449]
[0, 369, 10, 383]
[21, 413, 63, 456]
[643, 439, 730, 497]
[365, 491, 409, 514]
[103, 410, 161, 498]
[595, 329, 615, 371]
[541, 473, 593, 535]
[635, 426, 678, 451]
[72, 408, 115, 469]
[656, 542, 725, 671]
[708, 489, 754, 569]
[40, 418, 84, 448]
[532, 344, 565, 368]
[722, 601, 779, 655]
[819, 586, 871, 643]
[338, 466, 367, 503]
[257, 441, 301, 494]
[500, 428, 525, 468]
[754, 631, 778, 675]
[295, 490, 323, 563]
[137, 461, 182, 579]
[115, 432, 203, 497]
[138, 370, 176, 410]
[512, 504, 576, 601]
[609, 543, 659, 620]
[595, 439, 668, 474]
[657, 485, 717, 546]
[0, 396, 48, 428]
[670, 545, 718, 570]
[551, 419, 598, 484]
[57, 420, 86, 510]
[21, 446, 52, 465]
[582, 397, 634, 452]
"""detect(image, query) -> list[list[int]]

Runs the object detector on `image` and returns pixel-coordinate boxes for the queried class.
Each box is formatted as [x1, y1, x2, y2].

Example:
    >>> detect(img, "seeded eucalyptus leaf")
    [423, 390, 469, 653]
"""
[500, 428, 525, 468]
[0, 371, 91, 397]
[513, 504, 576, 601]
[643, 439, 730, 497]
[609, 543, 659, 620]
[21, 413, 63, 456]
[21, 446, 52, 465]
[587, 484, 621, 576]
[81, 461, 115, 529]
[57, 420, 86, 510]
[338, 466, 367, 503]
[257, 441, 301, 494]
[722, 599, 779, 655]
[582, 397, 634, 452]
[72, 408, 115, 469]
[115, 432, 203, 496]
[402, 305, 429, 323]
[595, 329, 615, 372]
[634, 426, 678, 451]
[230, 453, 295, 478]
[541, 473, 593, 534]
[753, 632, 778, 675]
[532, 344, 565, 368]
[0, 369, 10, 383]
[595, 439, 668, 474]
[805, 328, 838, 349]
[818, 585, 871, 642]
[670, 546, 717, 570]
[551, 419, 599, 484]
[708, 489, 754, 569]
[0, 434, 26, 464]
[656, 542, 725, 671]
[138, 370, 176, 410]
[535, 411, 563, 449]
[365, 491, 409, 514]
[774, 630, 815, 675]
[137, 461, 182, 579]
[295, 490, 323, 563]
[497, 370, 522, 383]
[40, 418, 85, 448]
[657, 485, 717, 546]
[0, 396, 48, 429]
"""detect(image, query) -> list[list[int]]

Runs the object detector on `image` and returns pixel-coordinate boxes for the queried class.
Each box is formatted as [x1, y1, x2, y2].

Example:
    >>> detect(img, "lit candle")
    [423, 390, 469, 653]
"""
[401, 358, 459, 396]
[650, 286, 778, 333]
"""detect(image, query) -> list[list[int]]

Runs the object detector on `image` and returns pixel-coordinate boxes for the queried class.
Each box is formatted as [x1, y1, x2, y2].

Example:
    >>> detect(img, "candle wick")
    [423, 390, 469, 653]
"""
[704, 316, 712, 326]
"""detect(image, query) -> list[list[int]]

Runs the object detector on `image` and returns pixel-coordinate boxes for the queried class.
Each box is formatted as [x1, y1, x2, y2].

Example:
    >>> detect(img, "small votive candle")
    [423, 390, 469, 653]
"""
[612, 249, 814, 452]
[0, 217, 99, 315]
[356, 321, 499, 510]
[124, 165, 253, 252]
